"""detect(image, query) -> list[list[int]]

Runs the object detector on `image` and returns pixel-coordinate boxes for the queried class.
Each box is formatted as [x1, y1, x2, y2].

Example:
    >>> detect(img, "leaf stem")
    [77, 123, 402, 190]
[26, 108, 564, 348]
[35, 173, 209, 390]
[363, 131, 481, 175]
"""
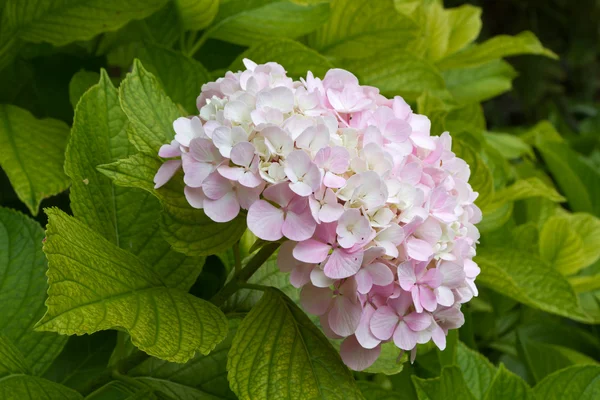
[238, 282, 268, 291]
[187, 32, 209, 57]
[111, 369, 148, 391]
[211, 242, 280, 307]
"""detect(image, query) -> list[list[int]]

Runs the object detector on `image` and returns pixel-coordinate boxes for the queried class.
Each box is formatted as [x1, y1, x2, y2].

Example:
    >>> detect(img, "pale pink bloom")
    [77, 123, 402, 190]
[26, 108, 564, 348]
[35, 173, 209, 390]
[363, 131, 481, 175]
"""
[293, 222, 364, 279]
[373, 224, 405, 258]
[370, 292, 432, 350]
[182, 138, 225, 188]
[261, 125, 294, 157]
[256, 86, 295, 113]
[277, 240, 314, 288]
[158, 140, 182, 158]
[173, 116, 207, 147]
[355, 247, 394, 294]
[336, 209, 373, 249]
[455, 259, 480, 303]
[428, 304, 465, 350]
[434, 261, 466, 307]
[327, 85, 373, 114]
[223, 100, 252, 126]
[397, 261, 442, 313]
[201, 172, 263, 222]
[337, 171, 388, 210]
[295, 124, 329, 156]
[309, 186, 344, 223]
[217, 142, 262, 188]
[247, 182, 316, 241]
[284, 150, 321, 196]
[340, 335, 381, 371]
[154, 160, 182, 189]
[314, 146, 350, 188]
[408, 114, 436, 150]
[212, 125, 248, 158]
[350, 143, 394, 175]
[354, 302, 381, 348]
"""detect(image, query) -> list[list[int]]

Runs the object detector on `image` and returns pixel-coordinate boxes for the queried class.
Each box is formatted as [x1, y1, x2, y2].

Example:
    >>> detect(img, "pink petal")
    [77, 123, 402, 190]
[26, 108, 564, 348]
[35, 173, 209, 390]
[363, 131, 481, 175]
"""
[300, 284, 332, 316]
[282, 207, 317, 242]
[430, 323, 446, 350]
[182, 154, 213, 187]
[406, 237, 434, 261]
[419, 287, 438, 312]
[217, 165, 244, 181]
[289, 181, 314, 197]
[230, 141, 255, 167]
[319, 202, 344, 223]
[158, 141, 181, 158]
[190, 138, 219, 162]
[404, 311, 432, 331]
[355, 269, 373, 294]
[310, 268, 335, 288]
[393, 321, 418, 351]
[320, 313, 343, 339]
[236, 183, 263, 209]
[411, 287, 423, 313]
[323, 171, 346, 188]
[340, 336, 381, 371]
[397, 262, 416, 291]
[421, 268, 443, 288]
[435, 286, 455, 307]
[202, 172, 231, 200]
[290, 264, 312, 288]
[263, 181, 295, 207]
[328, 296, 362, 336]
[247, 200, 284, 241]
[323, 248, 363, 279]
[370, 306, 399, 340]
[184, 186, 205, 209]
[293, 239, 331, 264]
[277, 241, 297, 272]
[154, 160, 181, 188]
[367, 262, 394, 286]
[439, 261, 466, 287]
[355, 303, 381, 349]
[203, 192, 240, 222]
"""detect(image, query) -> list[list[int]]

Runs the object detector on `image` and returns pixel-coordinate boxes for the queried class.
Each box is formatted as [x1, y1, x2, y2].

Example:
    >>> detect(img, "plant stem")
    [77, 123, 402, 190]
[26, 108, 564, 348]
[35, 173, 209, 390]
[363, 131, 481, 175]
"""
[234, 241, 241, 275]
[112, 369, 148, 391]
[210, 242, 280, 307]
[238, 282, 268, 291]
[187, 32, 209, 57]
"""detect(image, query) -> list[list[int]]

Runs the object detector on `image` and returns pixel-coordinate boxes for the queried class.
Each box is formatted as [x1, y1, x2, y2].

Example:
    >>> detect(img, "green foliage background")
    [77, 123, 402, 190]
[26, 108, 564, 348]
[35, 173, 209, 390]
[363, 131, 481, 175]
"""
[0, 0, 599, 399]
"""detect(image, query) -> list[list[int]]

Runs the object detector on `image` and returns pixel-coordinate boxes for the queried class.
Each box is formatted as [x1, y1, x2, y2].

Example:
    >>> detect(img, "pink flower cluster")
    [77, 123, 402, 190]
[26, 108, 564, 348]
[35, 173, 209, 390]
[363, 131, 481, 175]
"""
[154, 59, 481, 371]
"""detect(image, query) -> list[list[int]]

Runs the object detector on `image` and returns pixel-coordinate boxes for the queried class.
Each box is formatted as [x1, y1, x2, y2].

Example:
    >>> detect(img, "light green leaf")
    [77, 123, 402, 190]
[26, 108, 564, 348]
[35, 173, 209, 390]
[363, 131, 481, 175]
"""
[446, 103, 486, 134]
[206, 0, 330, 47]
[483, 364, 532, 400]
[456, 342, 496, 400]
[475, 246, 591, 323]
[540, 216, 586, 275]
[519, 337, 597, 384]
[444, 5, 482, 58]
[364, 342, 406, 375]
[1, 0, 168, 46]
[536, 139, 600, 217]
[69, 70, 101, 109]
[0, 335, 30, 375]
[440, 366, 475, 400]
[533, 365, 600, 400]
[0, 104, 70, 215]
[230, 39, 334, 79]
[443, 60, 517, 104]
[175, 0, 218, 30]
[228, 288, 363, 400]
[37, 208, 228, 363]
[309, 0, 418, 60]
[0, 207, 66, 376]
[119, 59, 182, 154]
[437, 31, 557, 70]
[98, 153, 247, 256]
[0, 375, 83, 399]
[411, 376, 440, 400]
[561, 213, 600, 268]
[128, 318, 241, 399]
[493, 178, 565, 204]
[66, 71, 204, 289]
[483, 132, 533, 160]
[452, 138, 494, 209]
[478, 202, 512, 233]
[137, 44, 211, 114]
[343, 51, 445, 101]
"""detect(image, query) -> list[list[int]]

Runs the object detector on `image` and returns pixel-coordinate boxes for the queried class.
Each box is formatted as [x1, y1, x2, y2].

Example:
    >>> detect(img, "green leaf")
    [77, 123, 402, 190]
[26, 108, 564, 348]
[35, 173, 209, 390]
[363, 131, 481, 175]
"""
[206, 0, 330, 47]
[98, 153, 247, 256]
[442, 60, 517, 104]
[0, 375, 82, 399]
[483, 132, 533, 160]
[175, 0, 219, 30]
[452, 138, 494, 209]
[437, 31, 557, 70]
[364, 342, 406, 375]
[1, 0, 168, 46]
[0, 207, 66, 376]
[475, 246, 591, 323]
[69, 70, 101, 109]
[227, 288, 363, 400]
[412, 375, 440, 400]
[343, 51, 445, 101]
[443, 5, 482, 58]
[37, 208, 228, 363]
[533, 365, 600, 400]
[309, 0, 418, 60]
[230, 39, 334, 79]
[562, 213, 600, 268]
[128, 318, 241, 399]
[357, 381, 414, 400]
[84, 381, 139, 400]
[519, 337, 597, 384]
[119, 59, 182, 154]
[539, 216, 586, 275]
[137, 44, 211, 114]
[0, 104, 70, 215]
[492, 178, 565, 204]
[66, 71, 204, 289]
[535, 139, 600, 217]
[483, 364, 532, 400]
[456, 342, 496, 400]
[440, 366, 475, 400]
[0, 335, 30, 375]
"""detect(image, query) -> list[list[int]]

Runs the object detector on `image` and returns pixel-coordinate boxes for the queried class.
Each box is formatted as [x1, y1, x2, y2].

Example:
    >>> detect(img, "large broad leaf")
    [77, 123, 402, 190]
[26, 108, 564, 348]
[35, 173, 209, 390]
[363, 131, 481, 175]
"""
[0, 0, 167, 46]
[343, 51, 445, 101]
[536, 139, 600, 217]
[452, 138, 494, 209]
[411, 375, 440, 400]
[0, 105, 70, 215]
[98, 153, 247, 256]
[309, 0, 418, 60]
[228, 288, 363, 400]
[68, 70, 101, 108]
[205, 0, 330, 46]
[532, 365, 600, 400]
[437, 31, 557, 70]
[66, 71, 204, 290]
[440, 366, 475, 400]
[561, 213, 600, 268]
[442, 60, 517, 104]
[539, 216, 586, 276]
[175, 0, 218, 31]
[137, 44, 211, 114]
[357, 381, 412, 400]
[483, 364, 532, 400]
[456, 342, 496, 400]
[475, 246, 591, 323]
[0, 375, 82, 399]
[230, 39, 334, 79]
[492, 178, 564, 204]
[37, 209, 228, 363]
[0, 207, 66, 376]
[119, 59, 182, 154]
[128, 318, 241, 399]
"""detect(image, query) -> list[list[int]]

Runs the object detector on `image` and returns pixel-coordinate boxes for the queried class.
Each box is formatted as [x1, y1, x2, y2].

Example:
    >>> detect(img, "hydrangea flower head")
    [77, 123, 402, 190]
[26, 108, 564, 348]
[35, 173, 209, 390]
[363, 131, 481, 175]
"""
[155, 59, 481, 371]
